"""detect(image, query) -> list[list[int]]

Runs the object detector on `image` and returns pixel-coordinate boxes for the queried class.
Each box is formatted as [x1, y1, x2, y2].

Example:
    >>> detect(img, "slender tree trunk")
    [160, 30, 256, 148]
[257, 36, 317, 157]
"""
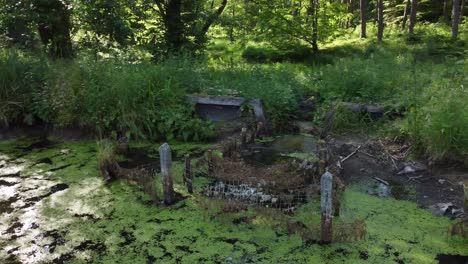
[452, 0, 461, 38]
[460, 0, 466, 23]
[165, 0, 184, 52]
[360, 0, 366, 38]
[310, 0, 319, 51]
[377, 0, 384, 41]
[196, 0, 228, 45]
[443, 0, 450, 22]
[402, 0, 411, 30]
[229, 3, 235, 41]
[408, 0, 418, 34]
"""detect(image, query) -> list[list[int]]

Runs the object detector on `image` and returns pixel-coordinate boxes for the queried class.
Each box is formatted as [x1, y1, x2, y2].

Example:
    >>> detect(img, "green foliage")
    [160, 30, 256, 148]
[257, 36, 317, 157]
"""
[96, 139, 115, 168]
[242, 43, 313, 63]
[400, 71, 468, 162]
[248, 0, 348, 50]
[0, 49, 45, 126]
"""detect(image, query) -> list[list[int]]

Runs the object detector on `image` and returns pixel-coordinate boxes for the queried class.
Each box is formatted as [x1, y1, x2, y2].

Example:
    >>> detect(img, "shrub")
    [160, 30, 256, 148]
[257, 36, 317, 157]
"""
[0, 50, 45, 126]
[401, 73, 468, 162]
[242, 44, 313, 63]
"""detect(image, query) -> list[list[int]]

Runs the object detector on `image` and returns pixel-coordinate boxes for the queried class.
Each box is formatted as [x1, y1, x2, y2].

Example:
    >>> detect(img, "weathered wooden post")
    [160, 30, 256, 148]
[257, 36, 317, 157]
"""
[184, 154, 193, 194]
[207, 150, 214, 177]
[320, 170, 333, 244]
[159, 143, 174, 205]
[464, 182, 468, 213]
[256, 121, 264, 139]
[240, 127, 247, 148]
[249, 123, 256, 144]
[317, 140, 327, 175]
[143, 172, 158, 202]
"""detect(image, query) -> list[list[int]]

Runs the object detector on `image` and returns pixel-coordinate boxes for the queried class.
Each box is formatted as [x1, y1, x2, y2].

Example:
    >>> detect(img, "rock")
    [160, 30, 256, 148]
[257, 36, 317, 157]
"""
[376, 183, 392, 198]
[226, 256, 233, 262]
[438, 179, 446, 184]
[296, 121, 315, 134]
[365, 105, 385, 118]
[429, 203, 464, 219]
[59, 149, 70, 155]
[342, 102, 364, 113]
[397, 161, 427, 175]
[366, 183, 391, 198]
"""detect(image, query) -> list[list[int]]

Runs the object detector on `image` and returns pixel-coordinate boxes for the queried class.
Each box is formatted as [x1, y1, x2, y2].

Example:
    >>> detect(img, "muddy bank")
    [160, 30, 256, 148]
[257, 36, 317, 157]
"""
[330, 136, 466, 215]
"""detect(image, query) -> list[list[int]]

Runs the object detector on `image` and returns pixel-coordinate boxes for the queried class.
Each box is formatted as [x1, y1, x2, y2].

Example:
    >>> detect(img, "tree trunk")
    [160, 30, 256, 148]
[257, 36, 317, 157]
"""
[443, 0, 450, 22]
[196, 0, 228, 45]
[460, 0, 466, 23]
[35, 0, 73, 58]
[452, 0, 461, 38]
[377, 0, 384, 41]
[360, 0, 366, 38]
[229, 3, 235, 41]
[165, 0, 184, 52]
[408, 0, 418, 34]
[402, 0, 411, 30]
[312, 0, 319, 51]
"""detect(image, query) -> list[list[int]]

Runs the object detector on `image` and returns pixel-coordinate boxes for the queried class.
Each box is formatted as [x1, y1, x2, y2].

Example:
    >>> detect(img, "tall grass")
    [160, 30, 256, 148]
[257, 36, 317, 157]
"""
[0, 27, 466, 162]
[0, 50, 45, 126]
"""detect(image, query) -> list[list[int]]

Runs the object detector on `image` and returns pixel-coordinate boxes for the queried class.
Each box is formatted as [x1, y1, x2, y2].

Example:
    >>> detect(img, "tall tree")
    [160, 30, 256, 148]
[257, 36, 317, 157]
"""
[408, 0, 418, 34]
[34, 0, 73, 58]
[443, 0, 450, 22]
[377, 0, 383, 41]
[154, 0, 228, 53]
[401, 0, 411, 30]
[460, 0, 465, 23]
[310, 0, 319, 51]
[452, 0, 461, 38]
[360, 0, 366, 38]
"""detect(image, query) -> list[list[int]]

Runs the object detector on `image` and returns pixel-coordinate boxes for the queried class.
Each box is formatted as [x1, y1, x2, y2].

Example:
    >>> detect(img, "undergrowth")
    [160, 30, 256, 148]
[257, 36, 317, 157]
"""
[0, 24, 466, 162]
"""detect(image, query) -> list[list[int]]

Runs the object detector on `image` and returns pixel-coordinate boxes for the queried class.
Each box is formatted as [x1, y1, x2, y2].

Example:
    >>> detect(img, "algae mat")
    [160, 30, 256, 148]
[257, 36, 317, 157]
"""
[0, 138, 466, 263]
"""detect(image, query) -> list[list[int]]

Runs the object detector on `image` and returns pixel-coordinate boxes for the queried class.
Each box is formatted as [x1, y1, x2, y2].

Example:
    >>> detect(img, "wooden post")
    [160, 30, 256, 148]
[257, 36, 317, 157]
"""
[240, 127, 247, 148]
[464, 182, 467, 213]
[207, 150, 214, 177]
[184, 154, 193, 194]
[159, 143, 174, 205]
[256, 121, 263, 139]
[320, 171, 333, 244]
[317, 140, 327, 175]
[143, 172, 158, 202]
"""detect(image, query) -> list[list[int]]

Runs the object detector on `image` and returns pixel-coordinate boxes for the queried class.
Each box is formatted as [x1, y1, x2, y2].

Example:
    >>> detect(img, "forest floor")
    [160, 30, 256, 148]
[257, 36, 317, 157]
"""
[0, 129, 467, 264]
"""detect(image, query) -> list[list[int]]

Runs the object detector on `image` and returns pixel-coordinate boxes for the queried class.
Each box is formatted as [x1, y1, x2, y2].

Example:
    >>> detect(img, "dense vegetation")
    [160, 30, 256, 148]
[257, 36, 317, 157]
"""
[0, 0, 467, 163]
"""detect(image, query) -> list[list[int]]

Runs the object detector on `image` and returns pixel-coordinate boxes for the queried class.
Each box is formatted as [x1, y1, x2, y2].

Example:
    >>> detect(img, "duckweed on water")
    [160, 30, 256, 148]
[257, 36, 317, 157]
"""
[0, 138, 466, 263]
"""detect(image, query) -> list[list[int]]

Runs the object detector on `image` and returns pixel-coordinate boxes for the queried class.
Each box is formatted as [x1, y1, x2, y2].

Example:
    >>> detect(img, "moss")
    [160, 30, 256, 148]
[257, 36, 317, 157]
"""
[1, 138, 467, 263]
[255, 137, 276, 143]
[280, 152, 319, 163]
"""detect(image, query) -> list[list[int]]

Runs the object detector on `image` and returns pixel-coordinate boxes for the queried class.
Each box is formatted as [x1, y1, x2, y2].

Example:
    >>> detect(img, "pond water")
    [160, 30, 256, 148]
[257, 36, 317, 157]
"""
[244, 134, 318, 165]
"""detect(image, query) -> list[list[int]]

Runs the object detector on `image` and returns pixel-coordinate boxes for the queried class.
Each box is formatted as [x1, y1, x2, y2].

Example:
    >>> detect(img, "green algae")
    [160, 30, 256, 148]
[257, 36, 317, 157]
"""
[280, 152, 319, 163]
[1, 138, 467, 263]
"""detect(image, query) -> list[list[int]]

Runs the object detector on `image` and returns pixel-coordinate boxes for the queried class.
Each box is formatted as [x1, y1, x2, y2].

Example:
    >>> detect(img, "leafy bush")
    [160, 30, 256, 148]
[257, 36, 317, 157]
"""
[242, 44, 313, 63]
[401, 73, 468, 162]
[0, 50, 45, 126]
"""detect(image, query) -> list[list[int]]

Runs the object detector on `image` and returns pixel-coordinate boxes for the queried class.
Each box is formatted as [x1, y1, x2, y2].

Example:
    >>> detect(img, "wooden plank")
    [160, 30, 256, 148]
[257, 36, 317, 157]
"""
[186, 96, 268, 128]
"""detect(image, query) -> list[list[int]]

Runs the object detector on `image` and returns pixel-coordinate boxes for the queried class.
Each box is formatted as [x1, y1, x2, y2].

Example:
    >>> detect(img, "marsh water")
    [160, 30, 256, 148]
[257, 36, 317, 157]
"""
[0, 137, 467, 263]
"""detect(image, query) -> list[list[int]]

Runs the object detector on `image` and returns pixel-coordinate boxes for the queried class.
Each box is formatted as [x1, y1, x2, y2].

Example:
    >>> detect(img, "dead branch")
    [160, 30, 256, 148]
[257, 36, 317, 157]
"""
[341, 145, 362, 163]
[374, 177, 389, 185]
[379, 139, 398, 169]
